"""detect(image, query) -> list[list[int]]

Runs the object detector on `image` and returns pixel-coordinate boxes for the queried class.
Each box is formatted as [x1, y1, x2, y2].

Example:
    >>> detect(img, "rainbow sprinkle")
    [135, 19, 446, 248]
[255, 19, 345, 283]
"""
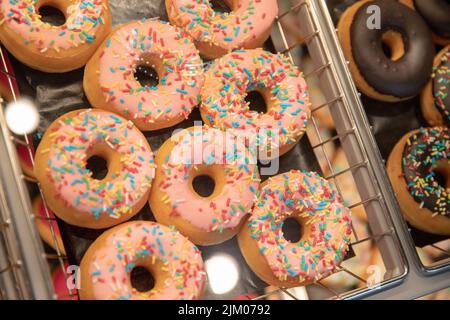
[432, 48, 450, 125]
[402, 127, 450, 217]
[200, 49, 311, 158]
[91, 19, 204, 130]
[87, 221, 206, 300]
[38, 109, 155, 223]
[153, 126, 260, 234]
[168, 0, 278, 55]
[0, 0, 108, 52]
[246, 170, 352, 284]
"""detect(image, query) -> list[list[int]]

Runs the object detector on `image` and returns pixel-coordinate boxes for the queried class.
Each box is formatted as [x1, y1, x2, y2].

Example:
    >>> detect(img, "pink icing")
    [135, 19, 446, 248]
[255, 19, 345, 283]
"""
[96, 19, 204, 130]
[0, 0, 109, 52]
[168, 0, 278, 52]
[157, 126, 260, 232]
[247, 170, 352, 283]
[200, 49, 311, 157]
[41, 109, 155, 221]
[84, 221, 206, 300]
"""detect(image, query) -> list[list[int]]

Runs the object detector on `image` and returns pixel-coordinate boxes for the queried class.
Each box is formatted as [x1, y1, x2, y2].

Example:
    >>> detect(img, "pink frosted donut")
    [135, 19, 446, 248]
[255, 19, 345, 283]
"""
[238, 170, 353, 287]
[0, 0, 111, 72]
[166, 0, 279, 59]
[200, 49, 311, 159]
[34, 109, 155, 229]
[84, 19, 204, 131]
[79, 221, 206, 300]
[149, 126, 260, 246]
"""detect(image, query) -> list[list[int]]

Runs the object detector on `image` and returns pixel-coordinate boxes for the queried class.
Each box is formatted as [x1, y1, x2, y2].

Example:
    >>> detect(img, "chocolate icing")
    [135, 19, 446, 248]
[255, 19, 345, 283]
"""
[414, 0, 450, 39]
[432, 48, 450, 125]
[402, 127, 450, 218]
[350, 0, 434, 97]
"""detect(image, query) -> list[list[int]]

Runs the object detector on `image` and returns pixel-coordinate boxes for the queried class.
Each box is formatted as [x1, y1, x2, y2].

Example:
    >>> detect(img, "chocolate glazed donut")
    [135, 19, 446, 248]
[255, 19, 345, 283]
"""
[387, 127, 450, 236]
[414, 0, 450, 40]
[421, 46, 450, 126]
[352, 0, 434, 99]
[402, 129, 449, 217]
[432, 49, 450, 122]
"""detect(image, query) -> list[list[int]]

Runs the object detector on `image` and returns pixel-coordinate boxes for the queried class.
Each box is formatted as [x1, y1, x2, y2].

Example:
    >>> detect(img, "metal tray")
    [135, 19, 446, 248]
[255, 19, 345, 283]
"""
[326, 0, 450, 276]
[0, 0, 412, 300]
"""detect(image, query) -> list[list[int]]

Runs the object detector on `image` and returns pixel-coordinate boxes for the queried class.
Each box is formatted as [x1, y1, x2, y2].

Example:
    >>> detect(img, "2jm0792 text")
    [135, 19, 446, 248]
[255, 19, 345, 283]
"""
[222, 304, 271, 317]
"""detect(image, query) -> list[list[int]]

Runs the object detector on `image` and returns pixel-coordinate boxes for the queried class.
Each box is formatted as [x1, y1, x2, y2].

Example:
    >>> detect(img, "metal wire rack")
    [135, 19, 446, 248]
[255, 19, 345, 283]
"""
[251, 0, 408, 299]
[0, 0, 446, 300]
[287, 0, 449, 277]
[277, 0, 450, 299]
[274, 0, 450, 299]
[0, 47, 75, 299]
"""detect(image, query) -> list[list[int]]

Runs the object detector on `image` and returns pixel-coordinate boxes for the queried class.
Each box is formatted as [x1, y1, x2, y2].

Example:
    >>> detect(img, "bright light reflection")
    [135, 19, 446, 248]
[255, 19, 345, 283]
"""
[5, 99, 39, 135]
[205, 254, 239, 295]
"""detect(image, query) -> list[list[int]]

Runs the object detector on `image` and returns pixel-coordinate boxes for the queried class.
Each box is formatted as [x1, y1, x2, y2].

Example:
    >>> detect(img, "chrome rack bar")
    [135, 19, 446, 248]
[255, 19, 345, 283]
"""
[0, 99, 53, 299]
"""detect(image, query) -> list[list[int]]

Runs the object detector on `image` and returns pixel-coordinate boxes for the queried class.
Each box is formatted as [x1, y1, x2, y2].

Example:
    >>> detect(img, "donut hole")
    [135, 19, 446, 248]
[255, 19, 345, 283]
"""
[210, 0, 233, 14]
[381, 30, 405, 62]
[245, 90, 267, 114]
[38, 5, 66, 27]
[192, 174, 216, 198]
[381, 42, 392, 59]
[434, 171, 447, 189]
[282, 217, 304, 243]
[86, 155, 108, 180]
[130, 266, 155, 292]
[134, 65, 160, 88]
[433, 160, 450, 189]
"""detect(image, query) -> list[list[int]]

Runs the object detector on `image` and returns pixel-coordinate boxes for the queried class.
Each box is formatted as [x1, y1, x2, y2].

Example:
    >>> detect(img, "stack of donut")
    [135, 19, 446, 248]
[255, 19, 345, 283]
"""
[2, 0, 359, 300]
[337, 0, 450, 236]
